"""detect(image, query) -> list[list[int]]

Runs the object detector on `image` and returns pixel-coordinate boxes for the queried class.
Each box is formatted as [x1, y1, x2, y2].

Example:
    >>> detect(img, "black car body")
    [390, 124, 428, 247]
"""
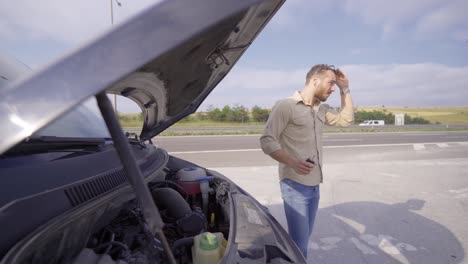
[0, 0, 307, 263]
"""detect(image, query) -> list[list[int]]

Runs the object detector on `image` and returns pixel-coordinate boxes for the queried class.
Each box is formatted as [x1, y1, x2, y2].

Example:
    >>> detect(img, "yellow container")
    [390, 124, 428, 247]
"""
[192, 232, 227, 264]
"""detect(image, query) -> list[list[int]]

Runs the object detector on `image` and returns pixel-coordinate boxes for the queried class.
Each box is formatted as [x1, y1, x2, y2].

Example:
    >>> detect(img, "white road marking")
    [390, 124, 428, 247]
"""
[170, 148, 260, 154]
[379, 240, 400, 255]
[437, 143, 449, 148]
[449, 187, 468, 194]
[310, 242, 320, 250]
[315, 141, 467, 149]
[359, 234, 415, 263]
[254, 195, 283, 205]
[413, 144, 426, 151]
[380, 173, 401, 178]
[404, 133, 445, 136]
[349, 237, 377, 255]
[333, 214, 366, 234]
[378, 238, 411, 264]
[169, 141, 468, 154]
[324, 139, 363, 142]
[156, 134, 261, 139]
[319, 237, 342, 250]
[455, 193, 468, 199]
[459, 142, 468, 146]
[396, 243, 417, 252]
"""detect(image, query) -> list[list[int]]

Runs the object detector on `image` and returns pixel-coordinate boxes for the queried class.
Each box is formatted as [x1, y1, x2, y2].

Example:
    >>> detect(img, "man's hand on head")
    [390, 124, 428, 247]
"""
[335, 68, 349, 90]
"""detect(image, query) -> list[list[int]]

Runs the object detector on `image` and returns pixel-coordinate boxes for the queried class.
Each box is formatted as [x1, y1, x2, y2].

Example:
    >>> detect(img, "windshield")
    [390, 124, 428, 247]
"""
[0, 52, 31, 91]
[35, 97, 110, 139]
[1, 53, 110, 140]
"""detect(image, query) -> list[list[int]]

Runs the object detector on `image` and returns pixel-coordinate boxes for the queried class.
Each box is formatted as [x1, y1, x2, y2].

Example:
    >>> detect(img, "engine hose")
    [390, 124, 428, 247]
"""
[104, 232, 115, 254]
[151, 188, 191, 220]
[171, 236, 195, 253]
[94, 241, 129, 253]
[150, 180, 188, 199]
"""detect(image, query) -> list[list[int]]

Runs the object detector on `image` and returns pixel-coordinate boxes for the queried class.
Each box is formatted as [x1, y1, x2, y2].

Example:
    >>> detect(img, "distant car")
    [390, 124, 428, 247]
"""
[359, 120, 385, 126]
[0, 0, 307, 264]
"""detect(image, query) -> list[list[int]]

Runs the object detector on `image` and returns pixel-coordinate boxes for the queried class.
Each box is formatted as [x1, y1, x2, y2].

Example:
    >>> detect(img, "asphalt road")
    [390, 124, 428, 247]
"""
[154, 131, 468, 264]
[154, 131, 468, 152]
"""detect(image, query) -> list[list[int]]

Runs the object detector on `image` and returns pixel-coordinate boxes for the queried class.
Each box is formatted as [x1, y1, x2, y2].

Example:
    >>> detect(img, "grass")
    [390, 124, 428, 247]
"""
[123, 125, 468, 137]
[118, 113, 264, 128]
[118, 113, 143, 127]
[358, 107, 468, 124]
[119, 107, 468, 136]
[172, 121, 264, 127]
[159, 130, 262, 136]
[155, 127, 468, 137]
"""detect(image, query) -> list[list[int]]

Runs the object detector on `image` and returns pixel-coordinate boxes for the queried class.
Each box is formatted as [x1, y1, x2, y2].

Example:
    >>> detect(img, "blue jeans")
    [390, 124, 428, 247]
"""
[280, 178, 320, 258]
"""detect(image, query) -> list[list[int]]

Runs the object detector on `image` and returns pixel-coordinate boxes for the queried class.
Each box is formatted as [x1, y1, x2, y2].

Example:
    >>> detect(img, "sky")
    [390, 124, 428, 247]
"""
[1, 0, 467, 113]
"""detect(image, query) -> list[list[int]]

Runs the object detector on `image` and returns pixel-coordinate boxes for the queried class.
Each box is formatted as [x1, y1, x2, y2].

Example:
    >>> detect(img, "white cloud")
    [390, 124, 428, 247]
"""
[199, 67, 308, 110]
[271, 0, 466, 40]
[343, 0, 438, 27]
[0, 0, 159, 45]
[198, 63, 468, 111]
[343, 0, 468, 40]
[416, 0, 468, 36]
[339, 63, 468, 107]
[268, 0, 336, 30]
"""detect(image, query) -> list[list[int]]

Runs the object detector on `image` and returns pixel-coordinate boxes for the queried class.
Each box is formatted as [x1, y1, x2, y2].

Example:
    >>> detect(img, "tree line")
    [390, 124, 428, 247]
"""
[119, 105, 432, 125]
[179, 105, 270, 123]
[354, 110, 430, 125]
[198, 105, 432, 124]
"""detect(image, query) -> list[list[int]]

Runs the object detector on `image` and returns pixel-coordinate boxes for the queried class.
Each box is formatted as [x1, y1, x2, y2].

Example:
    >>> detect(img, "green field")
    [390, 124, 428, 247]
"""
[118, 114, 264, 127]
[118, 107, 468, 127]
[358, 107, 468, 124]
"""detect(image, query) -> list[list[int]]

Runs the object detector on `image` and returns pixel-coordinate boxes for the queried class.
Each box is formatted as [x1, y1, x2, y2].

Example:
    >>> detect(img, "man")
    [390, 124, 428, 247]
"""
[260, 64, 354, 258]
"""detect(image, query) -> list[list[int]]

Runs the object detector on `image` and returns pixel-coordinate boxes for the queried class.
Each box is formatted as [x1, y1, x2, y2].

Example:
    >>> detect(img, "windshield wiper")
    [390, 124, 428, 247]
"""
[3, 136, 112, 156]
[29, 136, 112, 143]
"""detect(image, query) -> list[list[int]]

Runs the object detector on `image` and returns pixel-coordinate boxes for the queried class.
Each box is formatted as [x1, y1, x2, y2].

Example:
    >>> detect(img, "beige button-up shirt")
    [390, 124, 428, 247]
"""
[260, 91, 354, 186]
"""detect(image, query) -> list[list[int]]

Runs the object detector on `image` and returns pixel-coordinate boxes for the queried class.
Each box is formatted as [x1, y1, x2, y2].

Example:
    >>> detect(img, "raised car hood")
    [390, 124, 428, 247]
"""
[107, 0, 284, 140]
[0, 0, 285, 153]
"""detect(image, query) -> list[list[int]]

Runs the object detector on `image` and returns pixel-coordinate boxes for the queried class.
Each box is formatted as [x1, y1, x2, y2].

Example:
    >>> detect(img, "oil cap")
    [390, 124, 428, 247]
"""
[199, 232, 219, 250]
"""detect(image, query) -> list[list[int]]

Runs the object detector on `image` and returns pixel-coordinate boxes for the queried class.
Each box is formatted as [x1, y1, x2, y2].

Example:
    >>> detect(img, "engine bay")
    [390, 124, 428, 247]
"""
[1, 152, 299, 264]
[71, 167, 232, 264]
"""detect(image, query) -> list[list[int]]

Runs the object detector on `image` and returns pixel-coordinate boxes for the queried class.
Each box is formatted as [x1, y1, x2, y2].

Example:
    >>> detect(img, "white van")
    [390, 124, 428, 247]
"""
[359, 120, 385, 126]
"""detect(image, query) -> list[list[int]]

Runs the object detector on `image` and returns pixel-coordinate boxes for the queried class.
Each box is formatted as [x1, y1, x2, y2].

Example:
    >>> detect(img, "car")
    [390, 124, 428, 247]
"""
[359, 120, 385, 126]
[0, 0, 308, 263]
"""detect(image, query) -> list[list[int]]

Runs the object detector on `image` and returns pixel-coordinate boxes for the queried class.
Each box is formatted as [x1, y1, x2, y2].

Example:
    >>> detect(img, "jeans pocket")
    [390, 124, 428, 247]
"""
[280, 179, 295, 199]
[280, 179, 307, 202]
[281, 178, 320, 201]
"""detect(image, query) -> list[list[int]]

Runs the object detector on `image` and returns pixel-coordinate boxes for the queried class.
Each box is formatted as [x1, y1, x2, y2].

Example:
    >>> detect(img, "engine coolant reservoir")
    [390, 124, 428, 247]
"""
[176, 167, 206, 195]
[192, 232, 227, 264]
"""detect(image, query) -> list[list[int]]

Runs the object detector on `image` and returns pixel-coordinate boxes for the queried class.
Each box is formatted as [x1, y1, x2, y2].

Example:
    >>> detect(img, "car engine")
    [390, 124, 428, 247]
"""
[71, 169, 231, 264]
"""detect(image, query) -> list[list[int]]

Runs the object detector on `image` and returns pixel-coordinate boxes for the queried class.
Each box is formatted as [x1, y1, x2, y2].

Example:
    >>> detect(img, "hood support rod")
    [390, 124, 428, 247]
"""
[96, 92, 176, 264]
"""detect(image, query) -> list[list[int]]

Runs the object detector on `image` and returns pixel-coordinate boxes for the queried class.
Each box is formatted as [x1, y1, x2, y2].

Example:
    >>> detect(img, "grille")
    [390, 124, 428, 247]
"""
[64, 169, 128, 206]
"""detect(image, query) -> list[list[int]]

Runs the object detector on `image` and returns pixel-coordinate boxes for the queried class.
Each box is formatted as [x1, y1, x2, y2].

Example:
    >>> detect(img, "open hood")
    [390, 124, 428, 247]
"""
[106, 0, 284, 140]
[0, 0, 285, 153]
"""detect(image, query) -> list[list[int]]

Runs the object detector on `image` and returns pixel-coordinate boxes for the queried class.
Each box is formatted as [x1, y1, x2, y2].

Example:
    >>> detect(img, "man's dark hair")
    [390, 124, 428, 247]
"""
[305, 64, 335, 84]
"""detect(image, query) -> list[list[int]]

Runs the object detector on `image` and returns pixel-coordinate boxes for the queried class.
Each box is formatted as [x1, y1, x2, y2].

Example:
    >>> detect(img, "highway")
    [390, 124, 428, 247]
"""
[154, 131, 468, 264]
[155, 130, 468, 151]
[154, 131, 468, 168]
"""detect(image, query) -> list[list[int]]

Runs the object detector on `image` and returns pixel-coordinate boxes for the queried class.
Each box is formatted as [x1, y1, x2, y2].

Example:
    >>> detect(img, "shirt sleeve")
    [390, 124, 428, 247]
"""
[324, 105, 354, 127]
[260, 100, 291, 155]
